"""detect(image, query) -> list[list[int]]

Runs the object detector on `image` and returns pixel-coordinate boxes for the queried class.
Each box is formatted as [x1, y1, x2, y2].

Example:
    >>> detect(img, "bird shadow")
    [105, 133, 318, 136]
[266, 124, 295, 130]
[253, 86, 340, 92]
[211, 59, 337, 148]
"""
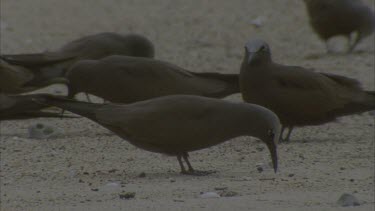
[280, 137, 343, 144]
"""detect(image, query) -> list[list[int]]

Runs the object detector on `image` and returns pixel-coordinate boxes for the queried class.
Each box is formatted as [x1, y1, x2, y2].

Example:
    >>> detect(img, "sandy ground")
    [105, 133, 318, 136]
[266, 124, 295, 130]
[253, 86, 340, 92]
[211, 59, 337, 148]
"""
[0, 0, 374, 210]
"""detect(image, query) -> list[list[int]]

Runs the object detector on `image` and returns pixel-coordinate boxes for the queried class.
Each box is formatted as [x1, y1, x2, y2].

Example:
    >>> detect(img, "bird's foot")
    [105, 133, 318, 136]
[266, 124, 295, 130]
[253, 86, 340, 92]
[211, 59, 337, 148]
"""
[279, 138, 290, 144]
[181, 169, 216, 176]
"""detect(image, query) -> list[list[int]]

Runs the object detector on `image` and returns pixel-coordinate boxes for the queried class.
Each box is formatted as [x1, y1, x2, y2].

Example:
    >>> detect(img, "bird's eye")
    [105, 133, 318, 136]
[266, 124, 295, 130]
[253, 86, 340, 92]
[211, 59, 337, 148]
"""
[259, 46, 267, 51]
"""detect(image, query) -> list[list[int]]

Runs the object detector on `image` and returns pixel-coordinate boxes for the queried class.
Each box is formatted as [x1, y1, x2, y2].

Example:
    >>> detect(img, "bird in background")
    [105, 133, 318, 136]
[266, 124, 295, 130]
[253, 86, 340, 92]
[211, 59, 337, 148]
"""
[0, 32, 155, 94]
[240, 39, 375, 142]
[303, 0, 375, 53]
[64, 55, 240, 103]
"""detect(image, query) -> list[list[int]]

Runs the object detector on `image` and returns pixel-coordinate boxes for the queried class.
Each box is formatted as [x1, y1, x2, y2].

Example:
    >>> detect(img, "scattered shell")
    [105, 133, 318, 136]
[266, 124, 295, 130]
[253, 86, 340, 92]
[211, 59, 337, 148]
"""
[101, 182, 121, 192]
[200, 192, 220, 199]
[337, 193, 360, 207]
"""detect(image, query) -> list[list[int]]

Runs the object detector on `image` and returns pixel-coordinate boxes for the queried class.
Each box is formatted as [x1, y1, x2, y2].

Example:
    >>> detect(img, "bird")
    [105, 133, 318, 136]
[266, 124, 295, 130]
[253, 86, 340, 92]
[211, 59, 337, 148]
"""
[33, 94, 281, 175]
[303, 0, 375, 52]
[0, 32, 155, 93]
[0, 59, 68, 94]
[0, 93, 76, 120]
[240, 39, 375, 142]
[64, 55, 240, 103]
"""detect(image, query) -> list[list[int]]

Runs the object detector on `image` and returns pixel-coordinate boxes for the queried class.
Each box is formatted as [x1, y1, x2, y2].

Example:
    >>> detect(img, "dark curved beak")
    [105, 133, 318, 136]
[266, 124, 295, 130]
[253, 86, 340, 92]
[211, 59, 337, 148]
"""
[265, 139, 278, 173]
[247, 52, 255, 64]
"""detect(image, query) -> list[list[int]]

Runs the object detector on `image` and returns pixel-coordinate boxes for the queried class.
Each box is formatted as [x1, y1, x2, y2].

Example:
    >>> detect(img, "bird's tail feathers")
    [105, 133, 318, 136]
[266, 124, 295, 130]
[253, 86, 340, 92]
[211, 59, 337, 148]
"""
[32, 94, 102, 121]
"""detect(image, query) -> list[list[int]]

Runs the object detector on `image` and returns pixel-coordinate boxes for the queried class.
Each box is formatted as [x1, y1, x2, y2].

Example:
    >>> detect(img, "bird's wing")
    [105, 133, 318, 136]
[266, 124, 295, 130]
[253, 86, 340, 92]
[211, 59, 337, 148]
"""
[264, 65, 347, 119]
[319, 72, 362, 90]
[1, 51, 77, 67]
[95, 98, 218, 152]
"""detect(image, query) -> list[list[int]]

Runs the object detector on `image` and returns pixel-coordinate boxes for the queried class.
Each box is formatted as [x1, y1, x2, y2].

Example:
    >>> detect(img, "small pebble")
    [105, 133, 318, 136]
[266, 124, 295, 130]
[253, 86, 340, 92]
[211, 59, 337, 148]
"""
[251, 16, 265, 28]
[200, 192, 220, 199]
[337, 193, 360, 207]
[288, 173, 295, 177]
[91, 188, 99, 192]
[119, 192, 135, 200]
[138, 172, 146, 178]
[169, 178, 176, 183]
[214, 187, 227, 191]
[105, 182, 120, 188]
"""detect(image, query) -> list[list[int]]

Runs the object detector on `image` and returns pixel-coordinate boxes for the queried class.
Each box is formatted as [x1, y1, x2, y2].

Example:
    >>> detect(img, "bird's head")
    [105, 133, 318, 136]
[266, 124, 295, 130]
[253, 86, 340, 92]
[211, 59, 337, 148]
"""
[243, 39, 272, 66]
[263, 126, 280, 173]
[243, 104, 281, 173]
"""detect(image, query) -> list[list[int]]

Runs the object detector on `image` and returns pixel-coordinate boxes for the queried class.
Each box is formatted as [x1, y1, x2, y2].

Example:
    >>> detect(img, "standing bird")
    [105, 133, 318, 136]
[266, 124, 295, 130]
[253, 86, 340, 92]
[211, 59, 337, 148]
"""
[0, 32, 155, 93]
[240, 39, 375, 142]
[33, 94, 281, 175]
[65, 55, 239, 103]
[303, 0, 375, 52]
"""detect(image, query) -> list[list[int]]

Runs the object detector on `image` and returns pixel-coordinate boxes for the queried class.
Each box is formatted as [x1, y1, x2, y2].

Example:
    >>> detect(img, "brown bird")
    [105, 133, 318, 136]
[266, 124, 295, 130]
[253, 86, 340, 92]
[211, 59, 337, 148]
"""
[240, 39, 375, 142]
[0, 94, 75, 120]
[0, 32, 155, 93]
[65, 55, 239, 103]
[34, 94, 281, 175]
[0, 59, 67, 94]
[303, 0, 375, 52]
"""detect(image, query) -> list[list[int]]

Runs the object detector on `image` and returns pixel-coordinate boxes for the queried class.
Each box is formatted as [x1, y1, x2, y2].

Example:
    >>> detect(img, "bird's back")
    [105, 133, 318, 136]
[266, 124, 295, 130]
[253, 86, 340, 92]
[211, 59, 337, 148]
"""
[240, 61, 374, 126]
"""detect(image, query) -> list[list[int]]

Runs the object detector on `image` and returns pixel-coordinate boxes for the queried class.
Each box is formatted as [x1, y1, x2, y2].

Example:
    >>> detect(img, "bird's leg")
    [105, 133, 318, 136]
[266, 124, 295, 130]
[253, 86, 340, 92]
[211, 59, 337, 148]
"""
[177, 155, 187, 174]
[181, 152, 215, 176]
[348, 33, 361, 53]
[60, 108, 66, 119]
[85, 93, 92, 103]
[280, 126, 286, 142]
[182, 152, 194, 172]
[280, 126, 294, 143]
[325, 41, 334, 54]
[284, 127, 294, 142]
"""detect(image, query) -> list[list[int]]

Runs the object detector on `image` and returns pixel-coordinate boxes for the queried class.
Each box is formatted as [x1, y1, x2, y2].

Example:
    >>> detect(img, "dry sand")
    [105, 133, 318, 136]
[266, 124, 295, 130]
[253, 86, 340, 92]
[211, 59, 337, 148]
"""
[0, 0, 374, 210]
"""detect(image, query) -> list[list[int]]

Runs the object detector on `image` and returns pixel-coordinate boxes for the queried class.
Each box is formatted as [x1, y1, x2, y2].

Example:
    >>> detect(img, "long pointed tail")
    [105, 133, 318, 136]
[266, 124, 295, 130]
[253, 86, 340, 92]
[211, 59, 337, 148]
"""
[331, 91, 375, 116]
[32, 94, 103, 121]
[1, 111, 78, 121]
[188, 71, 240, 96]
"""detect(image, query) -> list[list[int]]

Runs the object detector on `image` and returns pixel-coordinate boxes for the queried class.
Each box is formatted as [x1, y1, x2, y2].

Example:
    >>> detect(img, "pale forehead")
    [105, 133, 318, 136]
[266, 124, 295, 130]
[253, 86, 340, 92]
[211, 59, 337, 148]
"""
[245, 39, 269, 51]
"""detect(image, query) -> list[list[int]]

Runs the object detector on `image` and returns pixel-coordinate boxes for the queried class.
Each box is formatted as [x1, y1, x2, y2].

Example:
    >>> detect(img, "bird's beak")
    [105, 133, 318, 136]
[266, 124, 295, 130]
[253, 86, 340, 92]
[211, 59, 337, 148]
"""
[247, 52, 255, 64]
[265, 139, 278, 173]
